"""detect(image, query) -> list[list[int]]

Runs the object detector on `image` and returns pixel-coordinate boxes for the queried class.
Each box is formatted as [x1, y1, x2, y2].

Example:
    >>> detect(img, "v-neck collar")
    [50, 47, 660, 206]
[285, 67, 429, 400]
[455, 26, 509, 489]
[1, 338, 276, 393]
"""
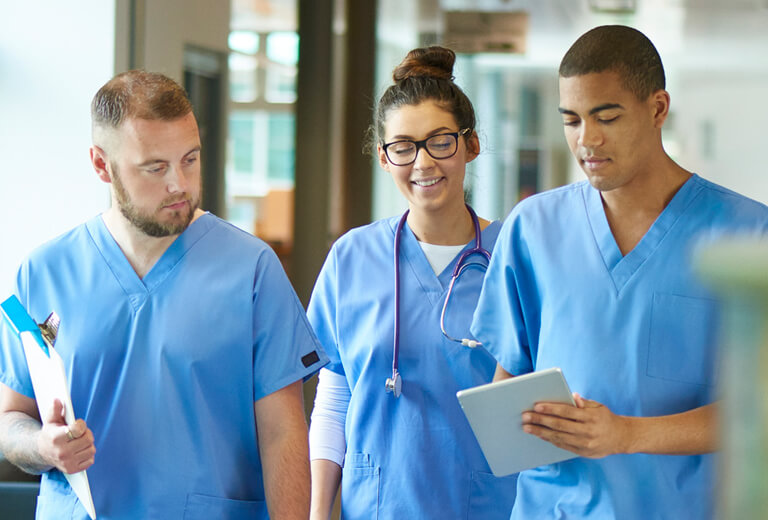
[389, 216, 500, 307]
[86, 212, 215, 310]
[583, 175, 703, 293]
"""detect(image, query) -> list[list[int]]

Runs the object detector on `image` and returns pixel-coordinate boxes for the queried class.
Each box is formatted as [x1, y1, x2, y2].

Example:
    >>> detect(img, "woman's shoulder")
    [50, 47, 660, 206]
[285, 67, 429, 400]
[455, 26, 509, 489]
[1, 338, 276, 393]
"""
[332, 216, 400, 250]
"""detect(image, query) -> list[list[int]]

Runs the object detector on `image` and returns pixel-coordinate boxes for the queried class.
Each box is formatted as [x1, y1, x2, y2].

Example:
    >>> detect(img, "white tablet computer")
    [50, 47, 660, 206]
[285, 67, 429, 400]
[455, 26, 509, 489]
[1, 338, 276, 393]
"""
[456, 367, 577, 476]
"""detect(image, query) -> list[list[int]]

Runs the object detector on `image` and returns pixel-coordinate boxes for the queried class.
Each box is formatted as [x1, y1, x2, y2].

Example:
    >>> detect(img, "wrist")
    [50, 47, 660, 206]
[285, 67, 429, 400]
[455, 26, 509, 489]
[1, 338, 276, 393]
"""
[618, 415, 640, 455]
[33, 429, 56, 471]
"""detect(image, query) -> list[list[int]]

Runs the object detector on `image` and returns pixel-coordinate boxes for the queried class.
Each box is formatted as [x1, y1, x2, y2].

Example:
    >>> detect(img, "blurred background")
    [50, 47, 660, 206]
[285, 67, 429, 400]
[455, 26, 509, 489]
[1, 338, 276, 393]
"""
[2, 0, 768, 302]
[1, 0, 768, 516]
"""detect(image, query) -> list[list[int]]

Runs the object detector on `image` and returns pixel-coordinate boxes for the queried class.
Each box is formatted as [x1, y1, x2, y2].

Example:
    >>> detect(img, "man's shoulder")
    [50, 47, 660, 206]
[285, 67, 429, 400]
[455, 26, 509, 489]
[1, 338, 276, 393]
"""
[690, 175, 768, 226]
[693, 175, 768, 211]
[507, 181, 588, 223]
[198, 213, 277, 254]
[24, 219, 95, 266]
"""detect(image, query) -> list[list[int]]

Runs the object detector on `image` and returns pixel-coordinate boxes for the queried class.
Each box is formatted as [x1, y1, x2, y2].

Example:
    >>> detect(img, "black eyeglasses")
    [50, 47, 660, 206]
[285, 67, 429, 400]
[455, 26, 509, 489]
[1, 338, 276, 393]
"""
[382, 128, 471, 166]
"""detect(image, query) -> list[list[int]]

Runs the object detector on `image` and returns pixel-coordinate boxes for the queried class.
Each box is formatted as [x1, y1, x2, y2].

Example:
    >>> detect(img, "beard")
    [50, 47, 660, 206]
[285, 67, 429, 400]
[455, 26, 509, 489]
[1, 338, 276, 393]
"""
[111, 164, 201, 238]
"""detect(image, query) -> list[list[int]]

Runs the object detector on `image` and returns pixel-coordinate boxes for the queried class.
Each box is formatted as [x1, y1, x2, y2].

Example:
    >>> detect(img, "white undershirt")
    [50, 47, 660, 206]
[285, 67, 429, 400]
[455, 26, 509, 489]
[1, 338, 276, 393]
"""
[309, 368, 350, 465]
[308, 240, 470, 466]
[418, 241, 466, 275]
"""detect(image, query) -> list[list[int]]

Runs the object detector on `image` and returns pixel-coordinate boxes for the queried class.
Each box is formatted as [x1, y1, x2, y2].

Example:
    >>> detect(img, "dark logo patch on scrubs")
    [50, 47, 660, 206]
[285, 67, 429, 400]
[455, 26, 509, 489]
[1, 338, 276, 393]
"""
[301, 351, 320, 367]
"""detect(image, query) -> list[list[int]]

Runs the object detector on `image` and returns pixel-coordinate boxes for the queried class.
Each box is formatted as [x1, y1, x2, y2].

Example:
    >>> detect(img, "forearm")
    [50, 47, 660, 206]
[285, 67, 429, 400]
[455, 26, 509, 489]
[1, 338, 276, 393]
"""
[308, 368, 347, 519]
[0, 411, 52, 474]
[261, 426, 311, 519]
[621, 402, 718, 455]
[256, 381, 312, 519]
[310, 458, 342, 520]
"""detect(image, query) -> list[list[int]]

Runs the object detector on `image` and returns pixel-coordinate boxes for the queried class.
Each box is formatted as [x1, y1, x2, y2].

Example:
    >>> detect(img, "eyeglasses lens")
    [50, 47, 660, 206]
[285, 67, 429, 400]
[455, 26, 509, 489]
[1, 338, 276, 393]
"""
[426, 134, 457, 158]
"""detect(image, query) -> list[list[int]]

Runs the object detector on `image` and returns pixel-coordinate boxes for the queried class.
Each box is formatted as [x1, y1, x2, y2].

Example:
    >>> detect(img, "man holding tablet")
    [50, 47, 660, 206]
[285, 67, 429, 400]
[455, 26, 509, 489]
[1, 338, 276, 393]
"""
[471, 25, 768, 519]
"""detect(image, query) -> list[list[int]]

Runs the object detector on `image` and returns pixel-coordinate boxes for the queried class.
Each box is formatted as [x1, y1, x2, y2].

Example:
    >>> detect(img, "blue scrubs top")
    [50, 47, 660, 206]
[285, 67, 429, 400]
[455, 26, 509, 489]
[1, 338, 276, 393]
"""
[0, 213, 328, 520]
[307, 216, 517, 520]
[471, 175, 768, 519]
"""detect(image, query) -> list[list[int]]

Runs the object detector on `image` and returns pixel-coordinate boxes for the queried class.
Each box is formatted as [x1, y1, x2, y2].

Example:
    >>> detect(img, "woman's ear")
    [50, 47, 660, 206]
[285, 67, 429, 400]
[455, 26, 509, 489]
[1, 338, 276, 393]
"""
[465, 131, 480, 163]
[377, 144, 390, 171]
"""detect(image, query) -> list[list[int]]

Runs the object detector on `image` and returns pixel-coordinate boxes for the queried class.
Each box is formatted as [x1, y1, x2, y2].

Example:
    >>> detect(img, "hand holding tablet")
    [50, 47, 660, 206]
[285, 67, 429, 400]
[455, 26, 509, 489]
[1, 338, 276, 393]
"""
[457, 367, 578, 476]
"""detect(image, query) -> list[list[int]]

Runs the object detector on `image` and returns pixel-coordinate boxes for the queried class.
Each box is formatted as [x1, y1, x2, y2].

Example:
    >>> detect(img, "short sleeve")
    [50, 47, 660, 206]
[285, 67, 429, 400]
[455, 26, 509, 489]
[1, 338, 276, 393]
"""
[306, 244, 346, 377]
[0, 266, 35, 397]
[251, 248, 328, 402]
[470, 214, 534, 376]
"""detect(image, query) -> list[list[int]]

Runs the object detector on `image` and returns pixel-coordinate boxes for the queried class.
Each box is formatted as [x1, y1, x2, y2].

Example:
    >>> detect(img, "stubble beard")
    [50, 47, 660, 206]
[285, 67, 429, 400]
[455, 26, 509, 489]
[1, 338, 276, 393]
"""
[111, 165, 201, 238]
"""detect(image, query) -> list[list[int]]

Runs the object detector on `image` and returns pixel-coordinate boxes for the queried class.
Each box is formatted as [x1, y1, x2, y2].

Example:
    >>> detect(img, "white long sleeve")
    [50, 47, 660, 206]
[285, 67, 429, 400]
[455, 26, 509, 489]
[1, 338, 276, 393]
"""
[309, 367, 350, 466]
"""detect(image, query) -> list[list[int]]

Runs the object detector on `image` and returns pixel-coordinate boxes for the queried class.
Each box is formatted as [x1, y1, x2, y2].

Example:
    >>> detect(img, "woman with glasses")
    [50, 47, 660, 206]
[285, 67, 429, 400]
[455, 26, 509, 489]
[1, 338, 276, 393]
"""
[307, 46, 517, 519]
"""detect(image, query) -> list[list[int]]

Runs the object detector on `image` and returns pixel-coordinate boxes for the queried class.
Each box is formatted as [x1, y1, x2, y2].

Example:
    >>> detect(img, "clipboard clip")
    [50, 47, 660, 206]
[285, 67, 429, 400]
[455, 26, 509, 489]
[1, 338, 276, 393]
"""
[1, 296, 59, 358]
[39, 312, 60, 349]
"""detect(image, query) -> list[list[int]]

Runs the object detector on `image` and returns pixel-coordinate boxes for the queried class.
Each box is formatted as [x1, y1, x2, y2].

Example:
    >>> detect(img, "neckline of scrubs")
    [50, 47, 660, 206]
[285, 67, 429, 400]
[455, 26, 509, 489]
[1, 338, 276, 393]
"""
[86, 212, 215, 309]
[584, 174, 703, 292]
[388, 217, 500, 307]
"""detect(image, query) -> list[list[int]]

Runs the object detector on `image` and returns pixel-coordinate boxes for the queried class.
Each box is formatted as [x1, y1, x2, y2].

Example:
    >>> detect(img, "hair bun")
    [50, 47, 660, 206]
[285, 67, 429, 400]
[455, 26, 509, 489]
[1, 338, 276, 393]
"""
[392, 46, 455, 82]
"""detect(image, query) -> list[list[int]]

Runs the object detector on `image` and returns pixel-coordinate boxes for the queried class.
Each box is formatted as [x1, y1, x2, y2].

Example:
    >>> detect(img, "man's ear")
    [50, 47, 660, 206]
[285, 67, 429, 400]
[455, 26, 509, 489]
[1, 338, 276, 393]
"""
[650, 89, 671, 129]
[377, 143, 390, 171]
[90, 146, 112, 184]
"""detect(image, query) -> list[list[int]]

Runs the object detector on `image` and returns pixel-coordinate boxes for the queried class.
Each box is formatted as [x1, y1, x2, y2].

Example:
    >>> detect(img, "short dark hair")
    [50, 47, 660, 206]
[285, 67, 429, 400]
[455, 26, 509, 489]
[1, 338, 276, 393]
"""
[369, 46, 476, 151]
[559, 25, 665, 101]
[91, 70, 192, 130]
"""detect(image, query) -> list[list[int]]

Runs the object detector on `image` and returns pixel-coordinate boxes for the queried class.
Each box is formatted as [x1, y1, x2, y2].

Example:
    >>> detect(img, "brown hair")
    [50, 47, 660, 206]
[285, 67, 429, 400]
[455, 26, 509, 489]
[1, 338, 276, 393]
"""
[369, 46, 476, 150]
[91, 70, 192, 130]
[559, 25, 665, 101]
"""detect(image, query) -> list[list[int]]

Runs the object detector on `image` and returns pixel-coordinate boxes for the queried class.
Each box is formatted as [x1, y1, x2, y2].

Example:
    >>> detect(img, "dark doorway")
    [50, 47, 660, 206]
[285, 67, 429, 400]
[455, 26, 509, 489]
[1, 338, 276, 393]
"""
[184, 47, 227, 218]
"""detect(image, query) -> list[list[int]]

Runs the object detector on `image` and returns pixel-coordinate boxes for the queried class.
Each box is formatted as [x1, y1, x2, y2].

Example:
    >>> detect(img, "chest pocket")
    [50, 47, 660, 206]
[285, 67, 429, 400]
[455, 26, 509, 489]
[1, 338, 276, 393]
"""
[646, 292, 717, 386]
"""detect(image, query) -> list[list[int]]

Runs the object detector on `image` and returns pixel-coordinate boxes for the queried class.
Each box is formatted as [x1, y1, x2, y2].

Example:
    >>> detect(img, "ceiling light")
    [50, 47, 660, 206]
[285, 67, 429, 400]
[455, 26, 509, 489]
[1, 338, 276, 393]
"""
[588, 0, 637, 14]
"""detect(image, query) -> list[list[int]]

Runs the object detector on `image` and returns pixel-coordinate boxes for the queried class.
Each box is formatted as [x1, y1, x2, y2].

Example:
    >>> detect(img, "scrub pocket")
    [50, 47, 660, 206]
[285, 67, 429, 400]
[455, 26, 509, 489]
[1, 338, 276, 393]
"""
[467, 471, 517, 520]
[35, 491, 77, 519]
[183, 493, 267, 519]
[341, 452, 380, 520]
[647, 292, 717, 386]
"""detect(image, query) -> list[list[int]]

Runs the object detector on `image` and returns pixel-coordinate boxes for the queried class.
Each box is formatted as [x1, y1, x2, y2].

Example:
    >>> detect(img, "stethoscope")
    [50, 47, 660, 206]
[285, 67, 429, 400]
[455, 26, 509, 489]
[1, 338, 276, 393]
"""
[385, 204, 491, 398]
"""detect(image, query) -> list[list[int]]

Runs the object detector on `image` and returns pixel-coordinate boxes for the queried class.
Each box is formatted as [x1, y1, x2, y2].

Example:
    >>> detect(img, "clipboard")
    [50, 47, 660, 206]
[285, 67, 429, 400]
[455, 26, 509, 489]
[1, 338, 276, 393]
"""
[456, 367, 578, 476]
[1, 295, 96, 519]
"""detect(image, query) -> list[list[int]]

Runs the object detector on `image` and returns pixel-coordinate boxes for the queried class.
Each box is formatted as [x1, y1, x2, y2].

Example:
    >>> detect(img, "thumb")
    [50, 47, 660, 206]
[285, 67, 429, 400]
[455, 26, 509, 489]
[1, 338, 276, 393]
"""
[68, 419, 88, 439]
[45, 398, 67, 426]
[573, 393, 601, 409]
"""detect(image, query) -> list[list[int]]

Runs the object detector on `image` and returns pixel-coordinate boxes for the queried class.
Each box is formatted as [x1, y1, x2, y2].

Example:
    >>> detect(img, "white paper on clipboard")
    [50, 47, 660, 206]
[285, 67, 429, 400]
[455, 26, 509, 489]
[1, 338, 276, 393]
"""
[457, 367, 578, 476]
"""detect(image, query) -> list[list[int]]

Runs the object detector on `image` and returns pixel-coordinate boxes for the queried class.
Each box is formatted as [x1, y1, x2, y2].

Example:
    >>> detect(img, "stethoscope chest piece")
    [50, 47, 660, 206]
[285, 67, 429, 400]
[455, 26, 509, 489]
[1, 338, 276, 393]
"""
[385, 370, 402, 398]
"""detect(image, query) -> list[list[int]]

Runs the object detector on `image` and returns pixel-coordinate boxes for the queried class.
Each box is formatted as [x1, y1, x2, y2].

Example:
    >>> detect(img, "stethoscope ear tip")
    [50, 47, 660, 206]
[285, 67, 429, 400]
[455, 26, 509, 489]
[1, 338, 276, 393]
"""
[462, 339, 480, 348]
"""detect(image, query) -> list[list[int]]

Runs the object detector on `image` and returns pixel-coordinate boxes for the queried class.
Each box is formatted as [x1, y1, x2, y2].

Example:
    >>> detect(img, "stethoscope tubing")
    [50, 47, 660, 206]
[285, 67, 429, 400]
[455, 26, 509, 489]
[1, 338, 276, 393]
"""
[387, 204, 490, 397]
[392, 211, 409, 373]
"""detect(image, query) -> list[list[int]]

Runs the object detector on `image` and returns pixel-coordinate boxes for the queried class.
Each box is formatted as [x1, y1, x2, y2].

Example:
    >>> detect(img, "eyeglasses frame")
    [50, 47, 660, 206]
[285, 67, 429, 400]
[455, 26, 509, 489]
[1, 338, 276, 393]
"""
[382, 127, 472, 166]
